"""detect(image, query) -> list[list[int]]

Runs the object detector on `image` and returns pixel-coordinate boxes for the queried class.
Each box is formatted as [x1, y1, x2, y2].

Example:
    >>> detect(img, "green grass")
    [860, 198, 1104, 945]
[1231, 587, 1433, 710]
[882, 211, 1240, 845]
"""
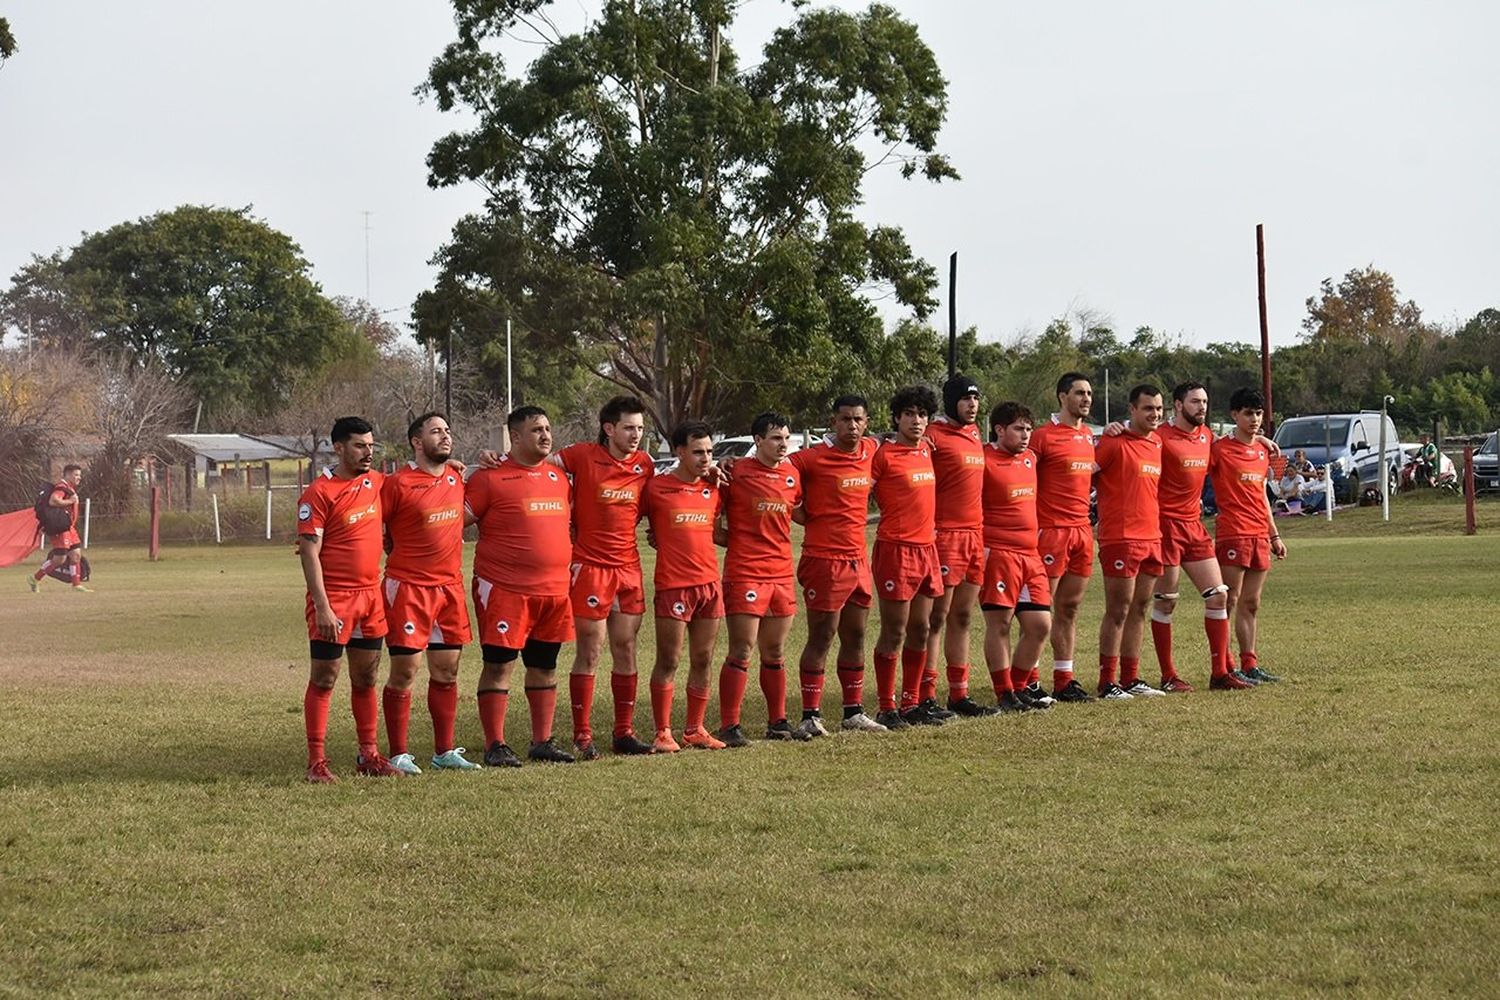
[2, 495, 1498, 996]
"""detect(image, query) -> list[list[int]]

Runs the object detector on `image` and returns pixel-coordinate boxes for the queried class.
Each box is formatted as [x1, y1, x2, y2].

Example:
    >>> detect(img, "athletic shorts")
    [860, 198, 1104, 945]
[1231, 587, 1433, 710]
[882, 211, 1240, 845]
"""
[382, 578, 471, 647]
[306, 587, 387, 643]
[934, 528, 985, 587]
[1159, 517, 1216, 567]
[797, 554, 874, 613]
[569, 561, 647, 620]
[47, 530, 82, 551]
[654, 581, 725, 622]
[1098, 540, 1165, 579]
[1216, 536, 1272, 572]
[981, 548, 1051, 610]
[871, 540, 945, 602]
[1037, 525, 1094, 578]
[723, 580, 797, 618]
[474, 577, 574, 646]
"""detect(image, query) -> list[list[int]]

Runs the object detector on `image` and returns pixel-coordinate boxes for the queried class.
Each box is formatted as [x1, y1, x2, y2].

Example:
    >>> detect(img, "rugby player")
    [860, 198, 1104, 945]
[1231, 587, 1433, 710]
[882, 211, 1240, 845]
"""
[1029, 373, 1099, 702]
[377, 413, 478, 773]
[715, 412, 803, 745]
[1209, 388, 1287, 685]
[980, 401, 1052, 713]
[464, 406, 577, 766]
[642, 422, 726, 752]
[787, 395, 879, 739]
[29, 464, 90, 592]
[924, 375, 993, 717]
[1093, 385, 1167, 699]
[556, 396, 656, 758]
[1150, 384, 1238, 692]
[870, 385, 947, 729]
[298, 417, 401, 782]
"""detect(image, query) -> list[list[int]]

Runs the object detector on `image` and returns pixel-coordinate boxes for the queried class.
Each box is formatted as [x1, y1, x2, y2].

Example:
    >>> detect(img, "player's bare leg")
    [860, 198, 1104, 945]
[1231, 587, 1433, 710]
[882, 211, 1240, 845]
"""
[1098, 574, 1136, 698]
[1153, 559, 1230, 691]
[982, 607, 1028, 713]
[681, 616, 724, 748]
[834, 603, 882, 731]
[650, 616, 687, 751]
[347, 645, 400, 774]
[895, 593, 942, 726]
[874, 596, 913, 729]
[1223, 565, 1274, 683]
[304, 654, 343, 782]
[1011, 608, 1053, 708]
[1117, 571, 1162, 696]
[930, 580, 983, 713]
[1049, 571, 1089, 698]
[796, 608, 839, 737]
[423, 647, 475, 769]
[382, 650, 423, 772]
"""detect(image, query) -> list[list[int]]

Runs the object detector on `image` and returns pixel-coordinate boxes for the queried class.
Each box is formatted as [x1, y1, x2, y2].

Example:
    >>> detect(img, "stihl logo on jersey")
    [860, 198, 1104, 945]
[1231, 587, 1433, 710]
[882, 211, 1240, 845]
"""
[908, 470, 936, 485]
[1180, 457, 1208, 470]
[673, 512, 711, 525]
[755, 499, 790, 514]
[1139, 463, 1161, 477]
[598, 487, 637, 502]
[838, 476, 870, 490]
[1238, 471, 1265, 484]
[963, 454, 985, 466]
[527, 499, 566, 514]
[346, 503, 378, 525]
[1068, 461, 1093, 473]
[1008, 485, 1036, 500]
[425, 508, 461, 524]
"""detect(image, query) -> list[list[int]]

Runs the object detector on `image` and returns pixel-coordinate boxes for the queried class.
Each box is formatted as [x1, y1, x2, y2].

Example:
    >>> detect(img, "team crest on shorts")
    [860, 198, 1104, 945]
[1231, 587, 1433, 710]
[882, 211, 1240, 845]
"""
[403, 621, 416, 635]
[1043, 554, 1055, 565]
[672, 601, 686, 617]
[1114, 559, 1126, 570]
[744, 590, 758, 603]
[884, 580, 896, 592]
[806, 588, 817, 601]
[586, 595, 600, 608]
[497, 621, 510, 634]
[940, 564, 950, 576]
[1227, 548, 1238, 560]
[298, 503, 311, 521]
[995, 581, 1006, 592]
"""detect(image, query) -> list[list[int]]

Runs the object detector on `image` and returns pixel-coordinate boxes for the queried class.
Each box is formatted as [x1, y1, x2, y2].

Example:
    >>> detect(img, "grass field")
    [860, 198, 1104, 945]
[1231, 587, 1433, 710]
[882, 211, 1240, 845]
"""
[2, 493, 1497, 996]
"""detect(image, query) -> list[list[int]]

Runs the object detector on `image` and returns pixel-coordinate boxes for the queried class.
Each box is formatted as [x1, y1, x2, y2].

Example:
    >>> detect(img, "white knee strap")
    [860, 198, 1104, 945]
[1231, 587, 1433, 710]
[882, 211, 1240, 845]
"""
[1153, 591, 1180, 602]
[1201, 584, 1229, 599]
[1150, 607, 1172, 624]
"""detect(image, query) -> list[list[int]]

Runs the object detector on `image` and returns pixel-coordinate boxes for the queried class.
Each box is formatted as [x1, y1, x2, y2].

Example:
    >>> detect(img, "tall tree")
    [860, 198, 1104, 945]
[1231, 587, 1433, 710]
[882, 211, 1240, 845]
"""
[416, 0, 957, 433]
[0, 17, 17, 66]
[0, 206, 354, 424]
[1302, 266, 1425, 346]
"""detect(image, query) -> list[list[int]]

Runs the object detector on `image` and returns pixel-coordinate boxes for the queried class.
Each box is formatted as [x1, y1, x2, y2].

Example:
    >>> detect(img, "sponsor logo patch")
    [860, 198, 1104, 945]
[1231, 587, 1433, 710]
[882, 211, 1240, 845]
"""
[297, 503, 311, 521]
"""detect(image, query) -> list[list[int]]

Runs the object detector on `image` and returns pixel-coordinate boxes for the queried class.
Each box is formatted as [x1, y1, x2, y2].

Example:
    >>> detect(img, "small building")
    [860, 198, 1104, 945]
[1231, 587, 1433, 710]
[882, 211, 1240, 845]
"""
[165, 434, 309, 487]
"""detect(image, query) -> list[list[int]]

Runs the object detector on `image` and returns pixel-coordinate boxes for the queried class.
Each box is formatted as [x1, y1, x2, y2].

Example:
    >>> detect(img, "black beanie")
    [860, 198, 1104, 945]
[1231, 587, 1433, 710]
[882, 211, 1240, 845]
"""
[942, 373, 980, 421]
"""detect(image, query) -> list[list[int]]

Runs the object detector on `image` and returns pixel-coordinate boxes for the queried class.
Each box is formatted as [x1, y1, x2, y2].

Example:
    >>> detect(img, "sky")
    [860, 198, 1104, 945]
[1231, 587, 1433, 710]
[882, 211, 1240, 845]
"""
[2, 0, 1497, 351]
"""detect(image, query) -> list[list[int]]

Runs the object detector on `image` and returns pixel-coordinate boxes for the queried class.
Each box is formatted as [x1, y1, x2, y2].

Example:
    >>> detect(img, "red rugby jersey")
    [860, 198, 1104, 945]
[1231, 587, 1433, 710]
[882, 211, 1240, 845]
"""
[297, 468, 384, 591]
[464, 459, 572, 595]
[924, 418, 984, 531]
[722, 457, 801, 582]
[1209, 436, 1272, 539]
[1094, 430, 1163, 543]
[789, 438, 876, 560]
[555, 442, 653, 567]
[1030, 418, 1096, 529]
[381, 463, 465, 587]
[1156, 422, 1212, 522]
[982, 445, 1040, 551]
[871, 437, 937, 545]
[642, 473, 722, 588]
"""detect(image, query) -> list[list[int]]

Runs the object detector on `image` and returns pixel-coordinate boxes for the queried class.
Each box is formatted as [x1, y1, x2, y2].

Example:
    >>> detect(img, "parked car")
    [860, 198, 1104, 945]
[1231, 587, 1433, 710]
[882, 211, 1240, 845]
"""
[1273, 412, 1404, 504]
[1472, 432, 1499, 492]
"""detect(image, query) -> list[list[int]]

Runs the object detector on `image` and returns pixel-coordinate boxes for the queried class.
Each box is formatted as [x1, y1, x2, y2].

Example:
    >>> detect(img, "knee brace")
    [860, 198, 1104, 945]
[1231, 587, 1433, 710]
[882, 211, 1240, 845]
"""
[521, 639, 562, 671]
[1200, 584, 1229, 600]
[481, 644, 520, 665]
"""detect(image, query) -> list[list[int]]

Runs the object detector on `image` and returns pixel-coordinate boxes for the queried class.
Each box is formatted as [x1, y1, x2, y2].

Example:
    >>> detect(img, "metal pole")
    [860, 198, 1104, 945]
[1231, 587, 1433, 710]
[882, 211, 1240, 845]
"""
[1325, 415, 1334, 515]
[506, 318, 514, 414]
[265, 487, 273, 541]
[82, 497, 91, 549]
[149, 486, 161, 561]
[1464, 446, 1476, 535]
[211, 493, 221, 544]
[1257, 224, 1273, 430]
[947, 252, 958, 380]
[445, 328, 453, 419]
[1104, 368, 1110, 425]
[1379, 395, 1393, 521]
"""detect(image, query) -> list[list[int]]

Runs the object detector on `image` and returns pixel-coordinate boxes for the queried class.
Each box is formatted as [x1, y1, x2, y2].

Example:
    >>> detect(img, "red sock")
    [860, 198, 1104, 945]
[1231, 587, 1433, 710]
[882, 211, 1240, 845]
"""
[428, 680, 458, 755]
[718, 658, 749, 728]
[1098, 655, 1119, 689]
[1151, 616, 1176, 681]
[760, 661, 787, 722]
[525, 685, 557, 743]
[1120, 657, 1140, 687]
[350, 684, 379, 757]
[1240, 650, 1258, 671]
[946, 663, 970, 702]
[570, 673, 596, 743]
[874, 652, 899, 712]
[382, 685, 411, 757]
[920, 665, 938, 704]
[686, 684, 711, 734]
[68, 561, 80, 586]
[1027, 666, 1041, 687]
[611, 673, 637, 738]
[304, 682, 333, 767]
[1053, 662, 1075, 692]
[899, 648, 925, 710]
[989, 666, 1012, 697]
[836, 661, 864, 709]
[1205, 612, 1231, 678]
[33, 560, 51, 581]
[799, 668, 825, 716]
[650, 680, 675, 732]
[478, 689, 508, 745]
[1009, 665, 1029, 691]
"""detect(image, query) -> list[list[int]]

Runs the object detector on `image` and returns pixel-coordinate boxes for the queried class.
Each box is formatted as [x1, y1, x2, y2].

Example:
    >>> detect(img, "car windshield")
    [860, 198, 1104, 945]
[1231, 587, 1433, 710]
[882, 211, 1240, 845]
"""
[1276, 419, 1349, 449]
[712, 440, 753, 459]
[1479, 433, 1497, 456]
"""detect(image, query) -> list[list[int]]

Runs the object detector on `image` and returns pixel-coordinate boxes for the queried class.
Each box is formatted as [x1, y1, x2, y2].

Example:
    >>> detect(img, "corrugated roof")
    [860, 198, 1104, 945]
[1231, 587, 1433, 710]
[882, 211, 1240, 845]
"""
[165, 434, 302, 462]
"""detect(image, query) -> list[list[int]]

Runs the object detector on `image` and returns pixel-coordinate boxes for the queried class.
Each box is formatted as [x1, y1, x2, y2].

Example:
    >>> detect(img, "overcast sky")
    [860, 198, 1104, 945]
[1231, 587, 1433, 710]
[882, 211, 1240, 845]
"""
[3, 1, 1496, 351]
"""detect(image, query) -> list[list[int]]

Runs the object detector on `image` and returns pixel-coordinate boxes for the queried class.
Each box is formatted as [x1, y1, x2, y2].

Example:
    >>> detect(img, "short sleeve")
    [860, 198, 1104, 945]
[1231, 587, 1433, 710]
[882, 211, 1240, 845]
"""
[296, 483, 329, 537]
[464, 471, 490, 521]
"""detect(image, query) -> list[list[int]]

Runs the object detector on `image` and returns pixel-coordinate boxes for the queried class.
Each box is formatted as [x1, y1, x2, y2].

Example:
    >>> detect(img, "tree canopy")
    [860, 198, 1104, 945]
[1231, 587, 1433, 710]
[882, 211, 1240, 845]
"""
[415, 0, 957, 433]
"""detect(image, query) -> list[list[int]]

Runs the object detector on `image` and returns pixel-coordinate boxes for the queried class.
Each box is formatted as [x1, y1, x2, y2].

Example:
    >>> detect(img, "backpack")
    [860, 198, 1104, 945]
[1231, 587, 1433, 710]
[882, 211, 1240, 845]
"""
[34, 483, 73, 535]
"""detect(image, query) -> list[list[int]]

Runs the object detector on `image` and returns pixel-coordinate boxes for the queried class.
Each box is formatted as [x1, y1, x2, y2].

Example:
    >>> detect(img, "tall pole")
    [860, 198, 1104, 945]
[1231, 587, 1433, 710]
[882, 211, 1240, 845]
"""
[362, 211, 372, 304]
[506, 318, 514, 415]
[1379, 394, 1393, 521]
[1257, 223, 1273, 429]
[444, 328, 453, 419]
[947, 252, 958, 379]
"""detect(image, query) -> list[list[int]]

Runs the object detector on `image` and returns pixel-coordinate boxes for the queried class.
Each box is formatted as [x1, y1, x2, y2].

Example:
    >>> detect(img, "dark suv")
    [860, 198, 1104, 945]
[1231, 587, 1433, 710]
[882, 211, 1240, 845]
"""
[1471, 433, 1498, 492]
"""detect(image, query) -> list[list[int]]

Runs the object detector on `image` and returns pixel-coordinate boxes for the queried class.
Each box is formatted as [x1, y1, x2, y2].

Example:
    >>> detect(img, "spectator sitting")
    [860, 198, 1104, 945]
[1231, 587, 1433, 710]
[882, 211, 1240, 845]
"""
[1289, 449, 1316, 478]
[1298, 466, 1330, 514]
[1277, 467, 1306, 513]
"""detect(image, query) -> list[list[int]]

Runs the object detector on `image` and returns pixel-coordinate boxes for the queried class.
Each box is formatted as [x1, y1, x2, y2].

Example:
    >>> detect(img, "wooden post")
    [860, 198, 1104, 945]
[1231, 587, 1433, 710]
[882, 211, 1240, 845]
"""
[185, 461, 194, 512]
[1256, 224, 1273, 430]
[1464, 446, 1477, 535]
[149, 486, 161, 561]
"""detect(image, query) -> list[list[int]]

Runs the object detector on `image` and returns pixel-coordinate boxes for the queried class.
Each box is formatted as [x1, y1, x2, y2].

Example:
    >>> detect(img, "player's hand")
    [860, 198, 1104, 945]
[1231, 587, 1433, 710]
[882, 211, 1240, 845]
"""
[477, 449, 504, 469]
[704, 463, 730, 488]
[717, 457, 736, 480]
[314, 603, 340, 641]
[1257, 435, 1281, 457]
[644, 527, 659, 549]
[1271, 536, 1287, 560]
[1102, 421, 1127, 437]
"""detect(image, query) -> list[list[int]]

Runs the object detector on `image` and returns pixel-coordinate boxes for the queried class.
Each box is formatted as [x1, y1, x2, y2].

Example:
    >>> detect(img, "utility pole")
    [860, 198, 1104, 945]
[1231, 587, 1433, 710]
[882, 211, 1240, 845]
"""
[362, 211, 373, 304]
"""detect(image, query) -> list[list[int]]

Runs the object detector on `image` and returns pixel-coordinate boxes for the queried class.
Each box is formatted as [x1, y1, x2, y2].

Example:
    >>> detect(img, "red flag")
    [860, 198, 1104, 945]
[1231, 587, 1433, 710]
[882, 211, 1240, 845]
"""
[0, 508, 42, 568]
